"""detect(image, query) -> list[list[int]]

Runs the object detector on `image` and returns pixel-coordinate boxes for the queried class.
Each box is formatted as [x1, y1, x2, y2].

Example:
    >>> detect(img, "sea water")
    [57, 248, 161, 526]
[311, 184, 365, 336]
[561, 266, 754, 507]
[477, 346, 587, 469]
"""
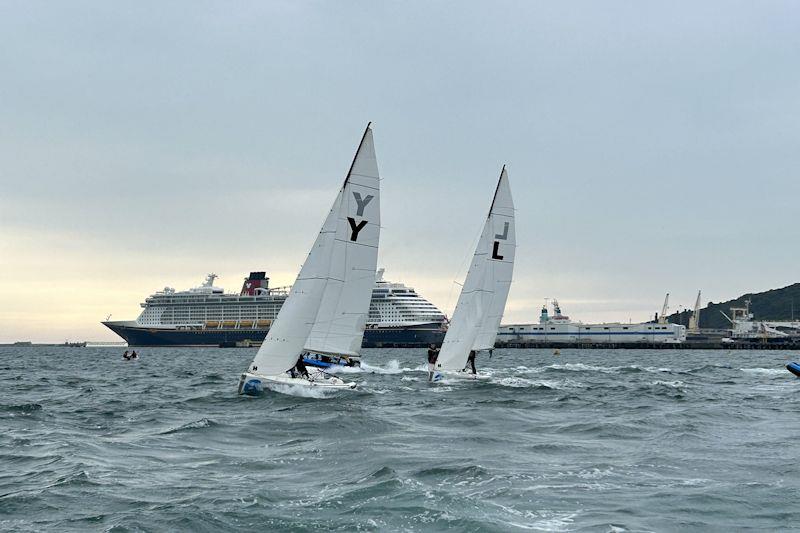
[1, 347, 798, 531]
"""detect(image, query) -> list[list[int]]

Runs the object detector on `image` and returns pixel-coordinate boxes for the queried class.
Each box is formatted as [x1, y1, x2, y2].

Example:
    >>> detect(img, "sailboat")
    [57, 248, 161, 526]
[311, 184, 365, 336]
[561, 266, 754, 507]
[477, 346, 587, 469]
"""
[238, 124, 380, 395]
[434, 167, 515, 380]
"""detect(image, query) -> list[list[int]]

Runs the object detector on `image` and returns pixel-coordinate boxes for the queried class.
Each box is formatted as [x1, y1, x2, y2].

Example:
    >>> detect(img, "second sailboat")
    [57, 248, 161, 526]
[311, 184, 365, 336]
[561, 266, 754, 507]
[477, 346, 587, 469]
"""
[434, 167, 516, 380]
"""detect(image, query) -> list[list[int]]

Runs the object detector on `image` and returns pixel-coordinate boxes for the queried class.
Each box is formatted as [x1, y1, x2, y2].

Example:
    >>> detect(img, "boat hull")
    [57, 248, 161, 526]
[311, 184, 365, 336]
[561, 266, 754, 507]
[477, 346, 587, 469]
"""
[103, 321, 444, 348]
[238, 371, 356, 395]
[787, 362, 800, 377]
[433, 370, 491, 382]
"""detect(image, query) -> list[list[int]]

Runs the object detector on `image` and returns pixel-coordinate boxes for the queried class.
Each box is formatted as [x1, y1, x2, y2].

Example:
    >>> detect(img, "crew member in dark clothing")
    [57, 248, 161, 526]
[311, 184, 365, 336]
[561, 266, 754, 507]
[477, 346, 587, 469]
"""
[123, 350, 130, 360]
[295, 356, 310, 379]
[427, 344, 440, 381]
[466, 350, 477, 374]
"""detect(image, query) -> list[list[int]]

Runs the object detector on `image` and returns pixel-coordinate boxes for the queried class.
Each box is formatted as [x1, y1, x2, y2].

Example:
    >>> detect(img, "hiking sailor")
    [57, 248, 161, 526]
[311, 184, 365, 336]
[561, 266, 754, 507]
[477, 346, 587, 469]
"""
[427, 343, 440, 381]
[465, 350, 477, 375]
[294, 356, 310, 380]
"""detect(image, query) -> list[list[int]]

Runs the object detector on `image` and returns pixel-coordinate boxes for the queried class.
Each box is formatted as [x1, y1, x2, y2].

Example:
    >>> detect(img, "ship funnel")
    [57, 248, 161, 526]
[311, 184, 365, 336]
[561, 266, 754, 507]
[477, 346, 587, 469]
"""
[241, 272, 269, 296]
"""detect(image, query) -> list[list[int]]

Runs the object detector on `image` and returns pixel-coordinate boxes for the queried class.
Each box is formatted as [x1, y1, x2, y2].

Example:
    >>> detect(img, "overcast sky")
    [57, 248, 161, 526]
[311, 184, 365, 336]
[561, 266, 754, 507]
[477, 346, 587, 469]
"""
[1, 1, 798, 342]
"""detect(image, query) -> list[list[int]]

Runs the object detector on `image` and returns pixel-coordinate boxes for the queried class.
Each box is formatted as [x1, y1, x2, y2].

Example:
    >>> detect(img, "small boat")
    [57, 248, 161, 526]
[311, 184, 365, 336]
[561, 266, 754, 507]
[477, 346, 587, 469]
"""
[434, 167, 515, 381]
[239, 124, 380, 396]
[787, 362, 800, 377]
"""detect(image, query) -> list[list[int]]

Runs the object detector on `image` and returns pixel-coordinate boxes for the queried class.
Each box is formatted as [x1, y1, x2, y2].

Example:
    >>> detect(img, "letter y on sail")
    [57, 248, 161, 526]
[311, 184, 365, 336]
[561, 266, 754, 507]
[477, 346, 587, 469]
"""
[238, 124, 380, 395]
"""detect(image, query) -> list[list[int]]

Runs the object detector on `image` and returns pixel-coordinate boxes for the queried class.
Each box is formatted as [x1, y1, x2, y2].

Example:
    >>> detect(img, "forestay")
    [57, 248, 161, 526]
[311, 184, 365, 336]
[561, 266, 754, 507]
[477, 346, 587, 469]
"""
[248, 126, 380, 376]
[436, 167, 515, 372]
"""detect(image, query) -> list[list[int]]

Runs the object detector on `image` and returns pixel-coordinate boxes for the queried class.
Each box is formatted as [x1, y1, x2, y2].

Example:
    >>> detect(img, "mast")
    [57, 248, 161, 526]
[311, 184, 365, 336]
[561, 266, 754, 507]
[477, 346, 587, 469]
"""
[486, 164, 506, 218]
[341, 122, 373, 187]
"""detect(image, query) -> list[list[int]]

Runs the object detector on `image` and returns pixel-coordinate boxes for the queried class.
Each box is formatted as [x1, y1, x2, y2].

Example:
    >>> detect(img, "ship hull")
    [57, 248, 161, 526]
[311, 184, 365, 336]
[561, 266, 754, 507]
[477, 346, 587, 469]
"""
[103, 321, 445, 348]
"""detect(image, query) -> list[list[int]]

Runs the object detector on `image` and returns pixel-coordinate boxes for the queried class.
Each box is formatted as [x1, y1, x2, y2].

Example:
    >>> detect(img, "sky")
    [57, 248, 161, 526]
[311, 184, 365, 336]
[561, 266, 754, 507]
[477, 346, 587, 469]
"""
[1, 1, 799, 343]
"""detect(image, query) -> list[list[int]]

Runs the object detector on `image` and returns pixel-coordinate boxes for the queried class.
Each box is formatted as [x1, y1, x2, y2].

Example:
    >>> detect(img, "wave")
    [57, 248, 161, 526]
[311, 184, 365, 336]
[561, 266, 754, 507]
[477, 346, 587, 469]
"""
[492, 377, 564, 390]
[542, 363, 649, 374]
[160, 418, 218, 435]
[261, 381, 353, 399]
[651, 380, 685, 389]
[414, 464, 490, 480]
[327, 359, 406, 375]
[1, 403, 43, 413]
[740, 368, 786, 376]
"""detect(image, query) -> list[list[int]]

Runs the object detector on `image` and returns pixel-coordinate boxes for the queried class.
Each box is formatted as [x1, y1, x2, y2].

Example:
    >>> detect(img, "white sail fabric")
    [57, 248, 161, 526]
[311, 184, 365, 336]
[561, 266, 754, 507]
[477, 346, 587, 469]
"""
[473, 168, 515, 350]
[437, 167, 515, 371]
[305, 128, 380, 356]
[249, 126, 379, 376]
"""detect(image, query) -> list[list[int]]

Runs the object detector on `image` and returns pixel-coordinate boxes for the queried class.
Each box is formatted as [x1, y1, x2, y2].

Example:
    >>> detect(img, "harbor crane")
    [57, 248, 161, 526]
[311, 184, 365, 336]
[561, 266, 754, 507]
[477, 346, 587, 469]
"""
[657, 293, 670, 324]
[688, 290, 702, 332]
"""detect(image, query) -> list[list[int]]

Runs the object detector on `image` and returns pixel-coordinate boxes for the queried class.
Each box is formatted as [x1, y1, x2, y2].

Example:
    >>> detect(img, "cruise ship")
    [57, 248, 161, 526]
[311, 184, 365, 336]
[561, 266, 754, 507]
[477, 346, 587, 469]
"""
[497, 299, 686, 345]
[102, 269, 447, 347]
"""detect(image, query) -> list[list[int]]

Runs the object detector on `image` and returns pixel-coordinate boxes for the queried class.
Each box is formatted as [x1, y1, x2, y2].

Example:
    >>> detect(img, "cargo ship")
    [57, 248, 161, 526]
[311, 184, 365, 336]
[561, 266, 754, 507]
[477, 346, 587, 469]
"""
[102, 269, 447, 347]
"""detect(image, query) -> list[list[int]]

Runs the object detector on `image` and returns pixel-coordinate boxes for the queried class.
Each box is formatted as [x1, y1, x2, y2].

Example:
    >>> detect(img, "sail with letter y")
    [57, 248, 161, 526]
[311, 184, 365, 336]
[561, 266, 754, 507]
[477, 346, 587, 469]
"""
[239, 124, 380, 394]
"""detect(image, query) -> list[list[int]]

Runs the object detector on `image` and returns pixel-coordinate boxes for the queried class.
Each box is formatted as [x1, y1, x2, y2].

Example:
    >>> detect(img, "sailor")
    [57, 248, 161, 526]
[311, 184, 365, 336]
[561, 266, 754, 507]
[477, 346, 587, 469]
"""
[295, 356, 310, 379]
[466, 350, 477, 374]
[122, 350, 130, 360]
[427, 344, 440, 381]
[130, 350, 138, 360]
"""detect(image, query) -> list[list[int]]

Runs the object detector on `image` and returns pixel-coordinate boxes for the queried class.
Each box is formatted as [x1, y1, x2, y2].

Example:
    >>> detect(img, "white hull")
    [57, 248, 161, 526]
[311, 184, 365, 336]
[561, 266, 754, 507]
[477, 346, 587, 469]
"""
[238, 370, 356, 395]
[433, 370, 491, 381]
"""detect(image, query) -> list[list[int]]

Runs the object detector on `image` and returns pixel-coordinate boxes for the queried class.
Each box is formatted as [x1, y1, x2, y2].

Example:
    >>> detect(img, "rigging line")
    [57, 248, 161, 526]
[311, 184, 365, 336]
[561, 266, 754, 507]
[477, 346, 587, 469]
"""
[445, 216, 486, 317]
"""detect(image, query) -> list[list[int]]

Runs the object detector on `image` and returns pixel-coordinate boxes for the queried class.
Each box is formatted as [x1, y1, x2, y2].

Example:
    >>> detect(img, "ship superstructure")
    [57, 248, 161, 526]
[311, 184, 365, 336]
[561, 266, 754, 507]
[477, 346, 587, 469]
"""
[135, 273, 286, 330]
[368, 269, 446, 326]
[103, 270, 447, 347]
[721, 299, 800, 343]
[497, 299, 687, 345]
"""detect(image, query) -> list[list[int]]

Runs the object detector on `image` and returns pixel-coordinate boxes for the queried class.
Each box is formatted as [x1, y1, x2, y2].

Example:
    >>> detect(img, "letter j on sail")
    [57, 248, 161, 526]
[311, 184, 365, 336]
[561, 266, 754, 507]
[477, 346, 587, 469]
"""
[495, 222, 509, 240]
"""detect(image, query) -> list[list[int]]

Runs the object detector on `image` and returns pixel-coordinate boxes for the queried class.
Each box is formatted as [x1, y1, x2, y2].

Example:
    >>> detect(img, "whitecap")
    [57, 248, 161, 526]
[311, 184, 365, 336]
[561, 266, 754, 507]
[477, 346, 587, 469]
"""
[262, 382, 349, 399]
[740, 367, 786, 376]
[493, 377, 563, 389]
[651, 380, 685, 388]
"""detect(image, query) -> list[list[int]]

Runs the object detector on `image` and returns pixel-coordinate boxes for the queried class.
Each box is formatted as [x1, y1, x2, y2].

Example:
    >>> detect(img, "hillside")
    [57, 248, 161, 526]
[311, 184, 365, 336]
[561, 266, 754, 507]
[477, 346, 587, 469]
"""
[667, 283, 800, 330]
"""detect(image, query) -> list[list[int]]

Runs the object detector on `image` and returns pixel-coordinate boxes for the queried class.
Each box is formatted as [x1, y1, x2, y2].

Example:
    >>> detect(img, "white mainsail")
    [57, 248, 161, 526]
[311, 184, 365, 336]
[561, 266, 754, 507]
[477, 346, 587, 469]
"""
[473, 167, 515, 350]
[437, 167, 515, 372]
[305, 128, 381, 356]
[248, 125, 380, 376]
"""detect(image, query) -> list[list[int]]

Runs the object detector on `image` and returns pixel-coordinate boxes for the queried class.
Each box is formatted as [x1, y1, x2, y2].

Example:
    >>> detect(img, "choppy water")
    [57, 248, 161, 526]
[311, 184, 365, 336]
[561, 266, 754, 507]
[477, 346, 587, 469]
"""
[1, 347, 799, 531]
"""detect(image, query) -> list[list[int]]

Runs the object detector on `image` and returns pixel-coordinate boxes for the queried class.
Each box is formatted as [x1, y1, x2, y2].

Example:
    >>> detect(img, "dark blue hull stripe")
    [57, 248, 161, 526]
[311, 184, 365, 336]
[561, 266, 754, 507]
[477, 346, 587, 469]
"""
[104, 323, 445, 347]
